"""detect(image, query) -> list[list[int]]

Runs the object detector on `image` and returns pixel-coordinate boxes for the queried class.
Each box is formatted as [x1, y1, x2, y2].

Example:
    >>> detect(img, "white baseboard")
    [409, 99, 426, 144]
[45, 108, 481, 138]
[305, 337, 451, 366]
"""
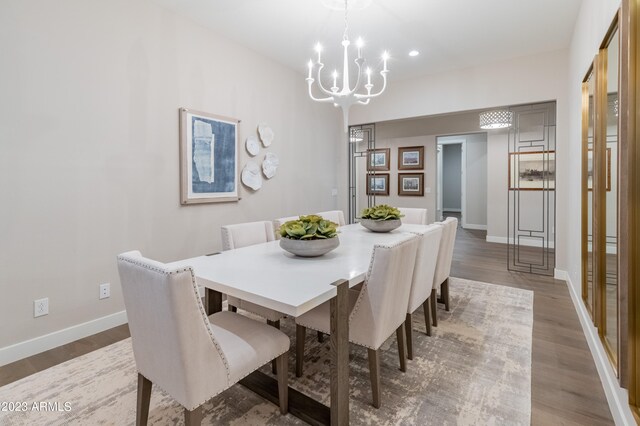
[0, 310, 128, 367]
[463, 223, 487, 231]
[553, 268, 568, 281]
[486, 235, 556, 249]
[443, 208, 462, 212]
[563, 273, 635, 425]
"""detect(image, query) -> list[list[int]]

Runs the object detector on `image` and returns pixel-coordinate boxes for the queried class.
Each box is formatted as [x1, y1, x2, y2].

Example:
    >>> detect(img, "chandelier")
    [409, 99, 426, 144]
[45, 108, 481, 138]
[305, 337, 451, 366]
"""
[306, 0, 389, 132]
[479, 110, 513, 129]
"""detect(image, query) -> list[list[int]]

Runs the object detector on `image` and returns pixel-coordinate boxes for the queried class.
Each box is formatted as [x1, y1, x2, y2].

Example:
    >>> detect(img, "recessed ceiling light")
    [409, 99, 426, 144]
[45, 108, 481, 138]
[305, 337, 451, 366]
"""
[409, 50, 420, 57]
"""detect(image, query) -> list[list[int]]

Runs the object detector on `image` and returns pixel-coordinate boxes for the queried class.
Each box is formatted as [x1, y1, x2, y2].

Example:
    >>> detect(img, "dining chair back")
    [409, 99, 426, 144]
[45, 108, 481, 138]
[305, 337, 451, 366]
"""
[407, 225, 443, 315]
[117, 251, 290, 424]
[432, 217, 458, 316]
[349, 235, 420, 350]
[221, 220, 275, 250]
[315, 210, 346, 226]
[403, 225, 442, 356]
[398, 207, 428, 225]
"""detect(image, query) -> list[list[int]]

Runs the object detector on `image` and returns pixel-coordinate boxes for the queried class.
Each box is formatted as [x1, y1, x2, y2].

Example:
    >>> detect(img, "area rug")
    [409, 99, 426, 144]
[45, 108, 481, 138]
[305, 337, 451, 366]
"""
[0, 278, 533, 425]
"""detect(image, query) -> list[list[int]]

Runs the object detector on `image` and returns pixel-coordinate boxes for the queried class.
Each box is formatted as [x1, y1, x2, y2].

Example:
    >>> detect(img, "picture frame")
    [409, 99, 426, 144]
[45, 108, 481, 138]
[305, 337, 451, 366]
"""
[587, 147, 612, 191]
[398, 173, 424, 196]
[508, 151, 556, 191]
[366, 173, 390, 196]
[180, 108, 240, 204]
[398, 146, 424, 170]
[367, 148, 390, 171]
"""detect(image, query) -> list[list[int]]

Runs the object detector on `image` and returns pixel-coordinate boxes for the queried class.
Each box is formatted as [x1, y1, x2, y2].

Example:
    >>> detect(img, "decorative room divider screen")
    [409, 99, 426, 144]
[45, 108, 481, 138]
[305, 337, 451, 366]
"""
[348, 123, 376, 223]
[507, 102, 557, 276]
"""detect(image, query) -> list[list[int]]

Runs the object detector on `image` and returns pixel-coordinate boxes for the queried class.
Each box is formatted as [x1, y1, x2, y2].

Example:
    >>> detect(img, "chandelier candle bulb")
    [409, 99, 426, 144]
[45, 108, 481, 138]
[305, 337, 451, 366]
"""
[315, 43, 322, 62]
[332, 70, 338, 90]
[356, 37, 364, 57]
[366, 67, 371, 85]
[307, 60, 313, 79]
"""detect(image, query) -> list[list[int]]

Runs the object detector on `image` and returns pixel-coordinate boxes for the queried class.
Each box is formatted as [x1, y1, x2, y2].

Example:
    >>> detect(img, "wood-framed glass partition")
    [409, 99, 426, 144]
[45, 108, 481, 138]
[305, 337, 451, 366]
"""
[581, 9, 622, 381]
[582, 63, 596, 321]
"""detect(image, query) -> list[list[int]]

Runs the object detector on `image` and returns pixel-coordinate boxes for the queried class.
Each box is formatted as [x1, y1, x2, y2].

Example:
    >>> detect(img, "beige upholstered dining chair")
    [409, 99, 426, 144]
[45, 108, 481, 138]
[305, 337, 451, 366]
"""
[315, 210, 346, 226]
[220, 221, 284, 322]
[404, 225, 443, 359]
[431, 217, 458, 327]
[117, 251, 289, 426]
[295, 235, 420, 408]
[398, 207, 428, 225]
[221, 221, 287, 373]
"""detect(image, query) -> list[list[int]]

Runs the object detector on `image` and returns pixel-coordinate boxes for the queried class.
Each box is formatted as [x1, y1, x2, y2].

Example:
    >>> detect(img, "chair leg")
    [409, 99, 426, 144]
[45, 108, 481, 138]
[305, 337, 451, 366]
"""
[317, 331, 325, 343]
[442, 278, 450, 311]
[136, 374, 152, 426]
[367, 348, 381, 408]
[423, 299, 432, 336]
[267, 320, 281, 374]
[276, 352, 289, 415]
[405, 313, 413, 360]
[396, 323, 407, 372]
[184, 406, 202, 426]
[430, 289, 438, 327]
[296, 324, 306, 377]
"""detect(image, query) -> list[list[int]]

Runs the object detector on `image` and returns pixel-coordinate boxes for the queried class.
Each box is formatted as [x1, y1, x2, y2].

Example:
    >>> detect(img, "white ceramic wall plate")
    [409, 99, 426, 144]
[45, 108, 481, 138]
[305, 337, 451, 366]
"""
[241, 161, 262, 190]
[258, 123, 274, 147]
[262, 152, 279, 179]
[246, 135, 260, 156]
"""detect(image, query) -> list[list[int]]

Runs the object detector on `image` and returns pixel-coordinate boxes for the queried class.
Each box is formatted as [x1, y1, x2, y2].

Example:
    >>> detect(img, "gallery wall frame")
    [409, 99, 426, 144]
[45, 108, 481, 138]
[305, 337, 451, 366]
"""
[366, 173, 389, 196]
[398, 173, 424, 196]
[366, 148, 390, 171]
[507, 151, 556, 190]
[179, 108, 240, 204]
[397, 146, 424, 170]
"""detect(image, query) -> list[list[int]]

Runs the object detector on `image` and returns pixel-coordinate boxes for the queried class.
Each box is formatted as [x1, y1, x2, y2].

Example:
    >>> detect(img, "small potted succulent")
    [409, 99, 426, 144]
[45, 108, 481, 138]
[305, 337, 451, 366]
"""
[279, 215, 340, 257]
[359, 205, 404, 233]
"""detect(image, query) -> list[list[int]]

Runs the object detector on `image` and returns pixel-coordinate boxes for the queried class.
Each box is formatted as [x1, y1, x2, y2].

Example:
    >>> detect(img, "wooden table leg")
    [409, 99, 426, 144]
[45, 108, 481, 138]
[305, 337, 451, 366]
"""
[205, 288, 223, 315]
[330, 279, 349, 425]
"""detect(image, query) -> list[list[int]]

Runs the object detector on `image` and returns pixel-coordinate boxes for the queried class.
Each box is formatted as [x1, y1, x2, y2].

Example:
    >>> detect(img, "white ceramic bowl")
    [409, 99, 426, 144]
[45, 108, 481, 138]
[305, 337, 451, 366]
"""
[359, 218, 402, 233]
[280, 236, 340, 257]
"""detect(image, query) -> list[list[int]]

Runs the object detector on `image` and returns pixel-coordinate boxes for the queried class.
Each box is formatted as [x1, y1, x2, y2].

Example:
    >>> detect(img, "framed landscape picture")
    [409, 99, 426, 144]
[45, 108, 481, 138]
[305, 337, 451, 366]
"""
[366, 173, 390, 196]
[398, 146, 424, 170]
[398, 173, 424, 196]
[367, 148, 390, 171]
[587, 148, 612, 191]
[180, 108, 240, 204]
[508, 151, 556, 190]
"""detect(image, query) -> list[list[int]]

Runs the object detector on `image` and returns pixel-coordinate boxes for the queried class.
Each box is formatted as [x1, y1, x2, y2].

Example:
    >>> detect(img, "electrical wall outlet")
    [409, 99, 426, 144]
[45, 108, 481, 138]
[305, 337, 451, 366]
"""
[99, 283, 110, 300]
[331, 188, 338, 196]
[425, 187, 431, 193]
[34, 298, 49, 318]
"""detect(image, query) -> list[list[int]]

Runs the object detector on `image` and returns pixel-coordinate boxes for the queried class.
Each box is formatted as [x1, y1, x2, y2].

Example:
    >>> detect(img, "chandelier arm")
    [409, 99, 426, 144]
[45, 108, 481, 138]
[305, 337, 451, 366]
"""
[307, 81, 336, 102]
[355, 71, 387, 98]
[314, 63, 337, 96]
[357, 99, 371, 105]
[350, 60, 364, 94]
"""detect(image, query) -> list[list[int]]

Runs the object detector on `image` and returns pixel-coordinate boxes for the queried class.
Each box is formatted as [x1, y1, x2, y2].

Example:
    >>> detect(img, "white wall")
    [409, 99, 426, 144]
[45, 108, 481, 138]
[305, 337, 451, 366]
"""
[350, 49, 570, 271]
[442, 145, 462, 211]
[0, 0, 343, 351]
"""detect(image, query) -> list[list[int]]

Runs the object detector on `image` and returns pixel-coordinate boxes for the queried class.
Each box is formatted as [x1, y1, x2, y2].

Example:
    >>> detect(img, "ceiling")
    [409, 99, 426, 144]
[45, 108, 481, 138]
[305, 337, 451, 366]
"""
[152, 0, 582, 82]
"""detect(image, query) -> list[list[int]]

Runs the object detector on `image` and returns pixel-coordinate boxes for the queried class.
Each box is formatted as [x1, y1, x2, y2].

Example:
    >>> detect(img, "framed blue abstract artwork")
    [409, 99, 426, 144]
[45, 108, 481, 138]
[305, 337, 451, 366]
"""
[179, 108, 240, 204]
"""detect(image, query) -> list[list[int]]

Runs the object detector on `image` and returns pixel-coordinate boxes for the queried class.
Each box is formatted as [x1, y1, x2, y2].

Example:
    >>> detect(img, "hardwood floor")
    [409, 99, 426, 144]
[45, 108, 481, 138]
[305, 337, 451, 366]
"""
[0, 224, 614, 425]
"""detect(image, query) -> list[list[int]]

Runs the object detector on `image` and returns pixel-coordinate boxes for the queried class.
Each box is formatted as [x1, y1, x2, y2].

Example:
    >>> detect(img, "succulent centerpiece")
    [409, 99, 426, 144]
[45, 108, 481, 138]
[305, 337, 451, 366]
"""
[358, 204, 404, 232]
[279, 215, 340, 257]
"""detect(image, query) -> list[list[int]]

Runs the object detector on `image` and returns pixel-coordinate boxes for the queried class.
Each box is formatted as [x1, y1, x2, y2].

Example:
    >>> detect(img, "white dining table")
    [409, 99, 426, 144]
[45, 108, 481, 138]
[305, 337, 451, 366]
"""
[172, 223, 429, 425]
